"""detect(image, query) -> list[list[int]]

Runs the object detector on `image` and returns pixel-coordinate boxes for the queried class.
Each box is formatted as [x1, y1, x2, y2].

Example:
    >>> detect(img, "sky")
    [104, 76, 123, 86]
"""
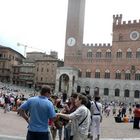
[0, 0, 140, 60]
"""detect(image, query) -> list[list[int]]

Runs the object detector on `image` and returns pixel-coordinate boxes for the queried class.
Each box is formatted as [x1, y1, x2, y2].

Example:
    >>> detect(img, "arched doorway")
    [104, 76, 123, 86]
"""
[59, 74, 69, 93]
[77, 85, 81, 93]
[94, 87, 99, 97]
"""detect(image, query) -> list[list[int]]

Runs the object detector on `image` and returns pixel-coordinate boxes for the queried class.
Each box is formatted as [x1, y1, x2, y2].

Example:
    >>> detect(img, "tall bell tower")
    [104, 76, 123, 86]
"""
[64, 0, 86, 63]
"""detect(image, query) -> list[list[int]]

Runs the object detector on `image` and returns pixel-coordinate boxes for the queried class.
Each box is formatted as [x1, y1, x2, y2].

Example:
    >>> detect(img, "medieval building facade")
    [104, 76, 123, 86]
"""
[55, 0, 140, 102]
[12, 51, 63, 89]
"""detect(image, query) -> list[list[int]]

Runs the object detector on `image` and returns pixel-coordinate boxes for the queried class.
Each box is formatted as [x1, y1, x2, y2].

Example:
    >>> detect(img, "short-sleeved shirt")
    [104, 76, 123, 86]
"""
[90, 101, 102, 115]
[19, 96, 56, 132]
[69, 105, 91, 135]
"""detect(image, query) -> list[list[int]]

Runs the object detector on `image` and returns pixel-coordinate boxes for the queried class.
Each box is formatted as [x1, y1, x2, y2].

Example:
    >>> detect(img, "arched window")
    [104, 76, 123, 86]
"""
[125, 70, 131, 80]
[136, 48, 140, 58]
[96, 49, 102, 58]
[124, 89, 130, 97]
[105, 49, 111, 58]
[41, 77, 43, 81]
[87, 49, 93, 58]
[104, 88, 109, 96]
[116, 49, 122, 58]
[115, 88, 120, 96]
[115, 70, 121, 79]
[77, 86, 81, 93]
[78, 69, 82, 77]
[135, 70, 140, 80]
[134, 90, 140, 98]
[104, 69, 110, 79]
[95, 69, 100, 78]
[126, 48, 132, 58]
[86, 69, 91, 78]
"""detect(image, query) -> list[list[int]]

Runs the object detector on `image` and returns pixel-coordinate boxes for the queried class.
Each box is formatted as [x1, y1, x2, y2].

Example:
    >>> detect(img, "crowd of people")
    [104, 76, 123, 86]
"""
[103, 102, 140, 130]
[0, 85, 28, 113]
[0, 83, 140, 140]
[17, 85, 103, 140]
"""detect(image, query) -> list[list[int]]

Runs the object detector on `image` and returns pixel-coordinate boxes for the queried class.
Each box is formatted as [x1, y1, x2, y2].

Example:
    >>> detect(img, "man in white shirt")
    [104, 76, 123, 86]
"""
[90, 96, 102, 140]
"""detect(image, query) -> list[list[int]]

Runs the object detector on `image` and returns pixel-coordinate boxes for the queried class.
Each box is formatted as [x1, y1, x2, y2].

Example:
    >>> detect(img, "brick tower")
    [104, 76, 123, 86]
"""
[64, 0, 86, 65]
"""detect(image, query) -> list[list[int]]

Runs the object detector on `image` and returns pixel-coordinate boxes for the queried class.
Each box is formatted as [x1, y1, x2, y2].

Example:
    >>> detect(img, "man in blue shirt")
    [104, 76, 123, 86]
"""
[18, 85, 56, 140]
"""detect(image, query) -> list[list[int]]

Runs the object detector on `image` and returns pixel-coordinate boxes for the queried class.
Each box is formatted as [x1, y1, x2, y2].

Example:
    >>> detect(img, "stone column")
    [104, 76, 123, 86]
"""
[68, 79, 73, 97]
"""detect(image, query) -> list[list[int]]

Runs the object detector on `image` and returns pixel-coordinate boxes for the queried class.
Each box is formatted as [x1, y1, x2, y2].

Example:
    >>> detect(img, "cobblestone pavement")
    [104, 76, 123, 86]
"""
[0, 108, 140, 140]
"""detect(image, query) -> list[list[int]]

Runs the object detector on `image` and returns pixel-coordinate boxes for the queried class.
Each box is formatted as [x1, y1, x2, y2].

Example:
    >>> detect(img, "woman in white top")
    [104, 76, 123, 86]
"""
[90, 96, 102, 140]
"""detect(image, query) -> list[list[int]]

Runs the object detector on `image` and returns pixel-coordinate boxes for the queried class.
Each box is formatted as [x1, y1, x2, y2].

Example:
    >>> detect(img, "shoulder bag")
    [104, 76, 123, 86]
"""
[94, 101, 102, 122]
[79, 109, 88, 126]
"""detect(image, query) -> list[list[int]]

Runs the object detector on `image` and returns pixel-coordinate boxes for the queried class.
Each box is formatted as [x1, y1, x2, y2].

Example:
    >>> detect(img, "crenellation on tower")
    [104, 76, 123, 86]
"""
[122, 21, 126, 24]
[103, 43, 106, 47]
[113, 15, 140, 26]
[128, 20, 131, 24]
[107, 43, 111, 47]
[118, 14, 122, 24]
[113, 14, 140, 25]
[133, 20, 137, 23]
[113, 14, 122, 25]
[113, 15, 117, 24]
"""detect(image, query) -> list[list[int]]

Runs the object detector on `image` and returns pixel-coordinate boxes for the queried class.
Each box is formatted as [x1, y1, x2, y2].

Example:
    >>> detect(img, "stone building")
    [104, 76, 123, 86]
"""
[0, 46, 25, 83]
[12, 60, 35, 88]
[0, 47, 63, 90]
[55, 0, 140, 102]
[12, 51, 63, 90]
[34, 53, 64, 90]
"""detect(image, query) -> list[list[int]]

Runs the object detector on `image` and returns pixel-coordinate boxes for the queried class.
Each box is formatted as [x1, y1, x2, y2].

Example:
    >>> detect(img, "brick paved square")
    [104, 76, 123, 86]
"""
[0, 108, 140, 139]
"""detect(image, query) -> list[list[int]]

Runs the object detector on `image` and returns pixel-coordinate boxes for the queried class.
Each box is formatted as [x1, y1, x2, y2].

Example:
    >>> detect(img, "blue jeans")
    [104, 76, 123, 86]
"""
[27, 131, 49, 140]
[64, 125, 71, 140]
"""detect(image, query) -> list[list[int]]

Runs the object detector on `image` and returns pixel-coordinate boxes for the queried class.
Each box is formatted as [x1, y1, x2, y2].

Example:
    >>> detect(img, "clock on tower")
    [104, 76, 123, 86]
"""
[67, 37, 76, 46]
[65, 0, 85, 48]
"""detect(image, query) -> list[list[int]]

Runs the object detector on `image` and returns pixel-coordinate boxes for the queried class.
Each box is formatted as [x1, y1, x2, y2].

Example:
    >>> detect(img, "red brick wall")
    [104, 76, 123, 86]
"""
[64, 17, 140, 80]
